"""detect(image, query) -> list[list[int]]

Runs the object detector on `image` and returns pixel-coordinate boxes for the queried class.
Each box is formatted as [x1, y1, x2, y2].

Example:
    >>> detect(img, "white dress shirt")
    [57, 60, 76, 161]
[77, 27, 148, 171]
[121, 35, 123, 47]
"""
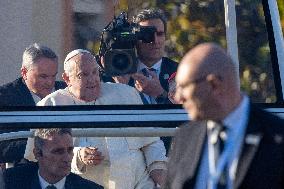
[38, 171, 66, 189]
[137, 59, 162, 104]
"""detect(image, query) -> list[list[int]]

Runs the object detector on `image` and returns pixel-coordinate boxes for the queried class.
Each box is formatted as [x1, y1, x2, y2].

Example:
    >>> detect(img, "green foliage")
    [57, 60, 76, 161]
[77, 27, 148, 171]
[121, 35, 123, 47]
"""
[277, 0, 284, 34]
[90, 0, 281, 103]
[159, 0, 277, 103]
[278, 0, 284, 19]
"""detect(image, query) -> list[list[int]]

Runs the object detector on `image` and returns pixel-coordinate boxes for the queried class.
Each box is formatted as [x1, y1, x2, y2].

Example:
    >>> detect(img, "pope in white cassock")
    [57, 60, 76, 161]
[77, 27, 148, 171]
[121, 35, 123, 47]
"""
[24, 49, 167, 189]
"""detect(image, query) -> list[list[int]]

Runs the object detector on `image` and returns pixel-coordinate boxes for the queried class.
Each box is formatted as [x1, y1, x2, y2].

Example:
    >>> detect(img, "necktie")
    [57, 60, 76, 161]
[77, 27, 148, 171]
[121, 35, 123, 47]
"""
[216, 126, 227, 189]
[208, 123, 228, 189]
[140, 68, 157, 104]
[46, 185, 57, 189]
[148, 67, 157, 74]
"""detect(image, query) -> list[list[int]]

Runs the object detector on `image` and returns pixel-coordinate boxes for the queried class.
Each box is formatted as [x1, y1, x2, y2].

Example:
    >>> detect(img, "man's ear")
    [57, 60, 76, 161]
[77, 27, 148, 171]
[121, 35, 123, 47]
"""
[21, 67, 28, 80]
[207, 74, 222, 92]
[62, 72, 71, 86]
[33, 148, 42, 160]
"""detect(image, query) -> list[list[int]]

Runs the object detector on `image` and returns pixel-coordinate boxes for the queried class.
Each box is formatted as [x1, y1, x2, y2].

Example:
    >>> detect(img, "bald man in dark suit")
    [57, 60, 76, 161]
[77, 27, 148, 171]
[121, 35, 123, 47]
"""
[164, 43, 284, 189]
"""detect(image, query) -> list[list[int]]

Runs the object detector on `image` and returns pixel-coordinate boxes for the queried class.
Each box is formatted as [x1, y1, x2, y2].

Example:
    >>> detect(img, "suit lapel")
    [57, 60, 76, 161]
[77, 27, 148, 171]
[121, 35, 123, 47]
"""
[168, 122, 207, 189]
[159, 58, 171, 90]
[234, 106, 263, 188]
[187, 122, 207, 177]
[234, 133, 262, 188]
[17, 78, 36, 106]
[31, 175, 42, 189]
[64, 175, 73, 189]
[175, 122, 207, 179]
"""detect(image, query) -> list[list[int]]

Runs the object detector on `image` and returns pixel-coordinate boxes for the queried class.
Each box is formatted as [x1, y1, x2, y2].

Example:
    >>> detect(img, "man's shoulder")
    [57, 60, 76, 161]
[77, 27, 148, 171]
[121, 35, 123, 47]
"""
[4, 162, 37, 175]
[162, 57, 178, 64]
[180, 121, 207, 128]
[102, 82, 136, 92]
[4, 162, 38, 184]
[249, 104, 284, 132]
[162, 57, 178, 68]
[100, 82, 142, 104]
[0, 78, 24, 93]
[37, 88, 68, 106]
[0, 78, 32, 105]
[67, 173, 103, 189]
[161, 57, 178, 76]
[41, 89, 66, 99]
[171, 121, 207, 149]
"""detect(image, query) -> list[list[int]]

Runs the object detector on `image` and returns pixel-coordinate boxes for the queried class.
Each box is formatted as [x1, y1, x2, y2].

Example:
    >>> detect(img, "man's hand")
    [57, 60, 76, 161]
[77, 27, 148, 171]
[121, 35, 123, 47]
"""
[79, 147, 104, 166]
[112, 74, 131, 84]
[132, 71, 164, 97]
[150, 169, 166, 186]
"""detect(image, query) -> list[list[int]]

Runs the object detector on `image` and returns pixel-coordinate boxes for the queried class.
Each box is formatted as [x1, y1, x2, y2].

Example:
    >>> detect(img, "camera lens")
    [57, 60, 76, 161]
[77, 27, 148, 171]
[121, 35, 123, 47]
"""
[112, 53, 129, 70]
[104, 49, 137, 76]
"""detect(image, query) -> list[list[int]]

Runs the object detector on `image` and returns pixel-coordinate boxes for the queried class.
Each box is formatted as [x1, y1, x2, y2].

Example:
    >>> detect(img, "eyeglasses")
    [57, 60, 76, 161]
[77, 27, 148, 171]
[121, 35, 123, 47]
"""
[177, 76, 208, 89]
[177, 74, 222, 89]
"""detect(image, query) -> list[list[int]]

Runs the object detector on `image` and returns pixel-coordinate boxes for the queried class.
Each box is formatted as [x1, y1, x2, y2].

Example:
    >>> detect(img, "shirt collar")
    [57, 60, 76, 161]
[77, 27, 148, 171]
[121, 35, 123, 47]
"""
[137, 58, 162, 74]
[223, 94, 250, 132]
[38, 170, 66, 189]
[30, 88, 55, 104]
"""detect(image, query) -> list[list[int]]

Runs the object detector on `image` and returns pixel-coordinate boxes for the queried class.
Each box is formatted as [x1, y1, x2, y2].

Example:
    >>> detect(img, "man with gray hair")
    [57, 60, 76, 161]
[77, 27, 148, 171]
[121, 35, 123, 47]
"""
[3, 128, 103, 189]
[24, 49, 167, 189]
[0, 43, 66, 166]
[0, 43, 66, 106]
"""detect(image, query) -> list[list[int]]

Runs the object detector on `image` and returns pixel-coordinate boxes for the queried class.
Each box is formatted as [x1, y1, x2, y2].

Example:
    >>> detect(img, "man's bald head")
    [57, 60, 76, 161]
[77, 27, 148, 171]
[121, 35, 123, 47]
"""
[178, 43, 238, 86]
[175, 43, 242, 121]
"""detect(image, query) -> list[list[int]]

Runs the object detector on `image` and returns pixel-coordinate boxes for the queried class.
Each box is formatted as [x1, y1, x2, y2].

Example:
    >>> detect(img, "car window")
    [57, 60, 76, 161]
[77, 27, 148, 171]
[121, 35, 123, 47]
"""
[0, 0, 283, 106]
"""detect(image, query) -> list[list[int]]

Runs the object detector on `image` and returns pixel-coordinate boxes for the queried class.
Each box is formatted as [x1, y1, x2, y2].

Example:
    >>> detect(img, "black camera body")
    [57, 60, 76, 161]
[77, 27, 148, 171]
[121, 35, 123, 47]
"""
[98, 12, 156, 76]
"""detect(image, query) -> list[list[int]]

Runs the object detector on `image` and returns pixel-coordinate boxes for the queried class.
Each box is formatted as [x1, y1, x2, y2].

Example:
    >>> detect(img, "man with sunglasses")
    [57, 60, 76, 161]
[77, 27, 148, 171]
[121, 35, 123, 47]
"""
[113, 8, 178, 105]
[111, 8, 178, 156]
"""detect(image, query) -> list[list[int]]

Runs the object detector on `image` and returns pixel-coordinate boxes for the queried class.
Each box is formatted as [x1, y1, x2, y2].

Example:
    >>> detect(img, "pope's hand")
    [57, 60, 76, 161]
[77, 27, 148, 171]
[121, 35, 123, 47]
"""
[79, 147, 104, 166]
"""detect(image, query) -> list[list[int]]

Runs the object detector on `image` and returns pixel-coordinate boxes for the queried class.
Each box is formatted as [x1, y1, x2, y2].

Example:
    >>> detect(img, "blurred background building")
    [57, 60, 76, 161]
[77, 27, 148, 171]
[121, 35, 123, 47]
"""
[0, 0, 114, 85]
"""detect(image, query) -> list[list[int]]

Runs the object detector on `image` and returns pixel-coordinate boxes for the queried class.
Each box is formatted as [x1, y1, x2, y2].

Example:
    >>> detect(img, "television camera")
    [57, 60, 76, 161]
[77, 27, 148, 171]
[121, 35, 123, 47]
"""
[97, 12, 156, 76]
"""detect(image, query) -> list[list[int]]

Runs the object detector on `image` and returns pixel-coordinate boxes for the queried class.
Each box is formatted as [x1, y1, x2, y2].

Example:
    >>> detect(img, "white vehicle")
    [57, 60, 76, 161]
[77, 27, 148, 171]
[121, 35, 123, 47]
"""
[0, 0, 283, 141]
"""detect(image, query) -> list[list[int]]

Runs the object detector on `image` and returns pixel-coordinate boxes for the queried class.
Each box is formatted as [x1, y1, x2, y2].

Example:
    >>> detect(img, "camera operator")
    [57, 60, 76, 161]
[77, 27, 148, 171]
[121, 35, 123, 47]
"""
[104, 8, 178, 105]
[131, 8, 178, 104]
[111, 8, 178, 158]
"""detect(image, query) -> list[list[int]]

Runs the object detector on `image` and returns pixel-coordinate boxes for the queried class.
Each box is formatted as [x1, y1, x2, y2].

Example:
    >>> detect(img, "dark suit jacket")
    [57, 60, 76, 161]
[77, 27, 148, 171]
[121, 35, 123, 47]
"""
[0, 77, 66, 106]
[0, 77, 67, 163]
[3, 163, 103, 189]
[164, 104, 284, 189]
